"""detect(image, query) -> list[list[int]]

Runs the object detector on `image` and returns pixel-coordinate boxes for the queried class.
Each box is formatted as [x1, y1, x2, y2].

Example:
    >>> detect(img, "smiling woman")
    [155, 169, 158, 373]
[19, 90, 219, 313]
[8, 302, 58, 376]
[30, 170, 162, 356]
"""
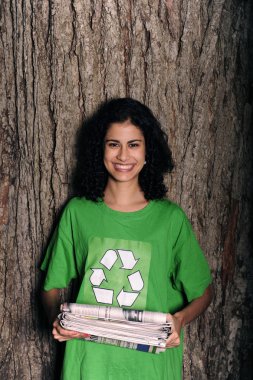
[72, 98, 174, 202]
[41, 98, 212, 380]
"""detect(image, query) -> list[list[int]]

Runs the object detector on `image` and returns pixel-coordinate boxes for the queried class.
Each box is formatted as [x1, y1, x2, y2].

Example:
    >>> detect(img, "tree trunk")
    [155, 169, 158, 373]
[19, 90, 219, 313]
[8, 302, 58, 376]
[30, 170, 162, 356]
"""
[0, 0, 252, 379]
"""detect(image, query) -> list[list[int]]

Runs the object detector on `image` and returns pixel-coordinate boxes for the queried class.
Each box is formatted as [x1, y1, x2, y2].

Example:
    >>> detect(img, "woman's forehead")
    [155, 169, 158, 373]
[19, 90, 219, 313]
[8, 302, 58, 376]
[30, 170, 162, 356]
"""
[105, 121, 144, 140]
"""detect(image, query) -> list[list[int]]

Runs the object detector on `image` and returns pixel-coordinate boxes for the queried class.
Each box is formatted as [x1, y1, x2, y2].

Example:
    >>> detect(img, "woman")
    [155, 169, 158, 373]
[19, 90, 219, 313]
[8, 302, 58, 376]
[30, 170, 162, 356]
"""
[41, 98, 212, 380]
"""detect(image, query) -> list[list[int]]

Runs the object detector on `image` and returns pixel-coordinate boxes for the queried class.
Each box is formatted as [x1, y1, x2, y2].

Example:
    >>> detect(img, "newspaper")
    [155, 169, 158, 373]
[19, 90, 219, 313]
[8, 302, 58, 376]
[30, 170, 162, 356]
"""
[59, 303, 172, 354]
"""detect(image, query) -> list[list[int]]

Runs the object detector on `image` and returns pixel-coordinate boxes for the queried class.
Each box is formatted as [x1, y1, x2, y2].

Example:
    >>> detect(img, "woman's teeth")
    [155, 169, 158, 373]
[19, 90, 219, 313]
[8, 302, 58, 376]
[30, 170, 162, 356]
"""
[114, 164, 134, 170]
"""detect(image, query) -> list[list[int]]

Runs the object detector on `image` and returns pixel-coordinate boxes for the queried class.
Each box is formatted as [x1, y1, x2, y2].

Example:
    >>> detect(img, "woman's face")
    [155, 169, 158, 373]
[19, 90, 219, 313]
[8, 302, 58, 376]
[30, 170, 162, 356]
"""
[104, 120, 146, 185]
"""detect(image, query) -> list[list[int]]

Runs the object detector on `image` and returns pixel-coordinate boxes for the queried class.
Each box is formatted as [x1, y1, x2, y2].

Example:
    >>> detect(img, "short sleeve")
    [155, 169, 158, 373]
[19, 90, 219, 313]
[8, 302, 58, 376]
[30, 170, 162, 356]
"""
[172, 211, 212, 302]
[41, 205, 78, 291]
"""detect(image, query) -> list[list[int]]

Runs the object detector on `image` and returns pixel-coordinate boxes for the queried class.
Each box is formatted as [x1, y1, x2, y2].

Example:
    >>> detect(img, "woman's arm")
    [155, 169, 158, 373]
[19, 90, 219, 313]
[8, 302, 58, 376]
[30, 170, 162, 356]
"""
[41, 288, 61, 324]
[41, 289, 89, 342]
[166, 284, 213, 348]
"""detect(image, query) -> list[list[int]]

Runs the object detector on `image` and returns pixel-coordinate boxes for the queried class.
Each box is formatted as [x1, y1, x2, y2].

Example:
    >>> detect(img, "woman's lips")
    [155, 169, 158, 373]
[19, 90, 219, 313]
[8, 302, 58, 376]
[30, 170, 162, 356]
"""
[113, 163, 135, 171]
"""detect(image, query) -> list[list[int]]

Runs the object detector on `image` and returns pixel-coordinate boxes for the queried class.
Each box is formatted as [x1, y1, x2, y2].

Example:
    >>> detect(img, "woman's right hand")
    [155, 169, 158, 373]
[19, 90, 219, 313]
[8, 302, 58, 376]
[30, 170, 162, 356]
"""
[52, 319, 90, 342]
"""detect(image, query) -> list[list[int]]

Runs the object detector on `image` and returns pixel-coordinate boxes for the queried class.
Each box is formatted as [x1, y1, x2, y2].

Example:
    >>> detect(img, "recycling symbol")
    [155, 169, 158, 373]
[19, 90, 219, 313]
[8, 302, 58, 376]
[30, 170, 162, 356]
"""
[89, 249, 144, 307]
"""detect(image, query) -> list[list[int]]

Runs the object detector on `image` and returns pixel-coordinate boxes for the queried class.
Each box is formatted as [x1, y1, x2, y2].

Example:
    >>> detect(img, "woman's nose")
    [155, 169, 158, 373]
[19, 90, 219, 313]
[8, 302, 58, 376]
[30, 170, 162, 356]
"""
[116, 146, 129, 161]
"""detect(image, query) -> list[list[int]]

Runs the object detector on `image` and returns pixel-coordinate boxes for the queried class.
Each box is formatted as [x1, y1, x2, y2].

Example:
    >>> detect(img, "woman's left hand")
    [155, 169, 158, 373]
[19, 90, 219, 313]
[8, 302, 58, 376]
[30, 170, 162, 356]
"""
[165, 285, 213, 349]
[165, 313, 182, 348]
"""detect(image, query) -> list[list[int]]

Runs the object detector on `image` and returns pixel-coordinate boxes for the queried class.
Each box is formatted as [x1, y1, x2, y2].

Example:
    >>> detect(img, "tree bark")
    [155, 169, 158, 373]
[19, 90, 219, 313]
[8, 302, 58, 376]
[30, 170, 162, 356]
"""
[0, 0, 252, 379]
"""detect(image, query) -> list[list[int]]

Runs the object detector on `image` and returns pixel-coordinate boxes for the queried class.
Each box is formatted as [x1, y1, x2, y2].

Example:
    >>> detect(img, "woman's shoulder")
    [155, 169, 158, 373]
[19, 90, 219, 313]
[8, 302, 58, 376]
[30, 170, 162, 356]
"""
[64, 196, 97, 213]
[154, 198, 186, 217]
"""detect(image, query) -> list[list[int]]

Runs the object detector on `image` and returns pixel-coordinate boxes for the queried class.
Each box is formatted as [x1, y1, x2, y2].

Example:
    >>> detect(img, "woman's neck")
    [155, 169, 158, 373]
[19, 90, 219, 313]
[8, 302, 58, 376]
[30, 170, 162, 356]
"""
[103, 181, 148, 212]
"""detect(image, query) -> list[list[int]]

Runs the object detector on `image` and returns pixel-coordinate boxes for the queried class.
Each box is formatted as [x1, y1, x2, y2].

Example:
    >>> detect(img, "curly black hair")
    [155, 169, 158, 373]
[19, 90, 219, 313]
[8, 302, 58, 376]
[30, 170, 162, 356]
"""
[72, 98, 174, 201]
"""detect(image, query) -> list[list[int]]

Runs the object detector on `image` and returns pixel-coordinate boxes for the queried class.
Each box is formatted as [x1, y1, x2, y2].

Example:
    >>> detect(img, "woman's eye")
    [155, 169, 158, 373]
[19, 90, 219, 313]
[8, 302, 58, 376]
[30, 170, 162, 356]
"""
[108, 142, 119, 148]
[129, 143, 139, 148]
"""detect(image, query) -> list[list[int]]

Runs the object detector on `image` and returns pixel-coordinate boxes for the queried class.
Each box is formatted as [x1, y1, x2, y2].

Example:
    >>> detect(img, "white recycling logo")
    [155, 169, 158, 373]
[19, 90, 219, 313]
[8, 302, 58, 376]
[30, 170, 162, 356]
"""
[90, 249, 144, 307]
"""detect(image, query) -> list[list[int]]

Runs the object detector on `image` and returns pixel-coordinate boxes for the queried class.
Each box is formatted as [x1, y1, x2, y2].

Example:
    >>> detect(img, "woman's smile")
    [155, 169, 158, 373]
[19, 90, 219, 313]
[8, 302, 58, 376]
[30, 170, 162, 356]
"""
[113, 163, 136, 171]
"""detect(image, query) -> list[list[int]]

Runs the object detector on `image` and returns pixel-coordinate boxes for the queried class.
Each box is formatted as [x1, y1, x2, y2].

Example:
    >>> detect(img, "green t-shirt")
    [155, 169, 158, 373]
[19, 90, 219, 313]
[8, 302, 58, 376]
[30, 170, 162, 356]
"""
[41, 197, 212, 380]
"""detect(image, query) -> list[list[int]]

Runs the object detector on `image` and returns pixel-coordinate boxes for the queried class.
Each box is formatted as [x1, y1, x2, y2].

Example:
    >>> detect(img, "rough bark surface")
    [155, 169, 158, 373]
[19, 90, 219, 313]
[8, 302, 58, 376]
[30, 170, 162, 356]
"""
[0, 0, 252, 379]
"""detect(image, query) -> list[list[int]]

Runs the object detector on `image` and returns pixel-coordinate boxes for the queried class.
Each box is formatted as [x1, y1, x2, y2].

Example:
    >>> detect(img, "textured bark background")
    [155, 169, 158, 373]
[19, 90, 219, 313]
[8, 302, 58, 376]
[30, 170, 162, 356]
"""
[0, 0, 252, 379]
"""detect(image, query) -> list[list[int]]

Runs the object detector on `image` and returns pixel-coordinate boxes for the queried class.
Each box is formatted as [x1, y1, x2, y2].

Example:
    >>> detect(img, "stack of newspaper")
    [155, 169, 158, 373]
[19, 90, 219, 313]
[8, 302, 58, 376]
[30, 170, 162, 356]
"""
[59, 303, 172, 354]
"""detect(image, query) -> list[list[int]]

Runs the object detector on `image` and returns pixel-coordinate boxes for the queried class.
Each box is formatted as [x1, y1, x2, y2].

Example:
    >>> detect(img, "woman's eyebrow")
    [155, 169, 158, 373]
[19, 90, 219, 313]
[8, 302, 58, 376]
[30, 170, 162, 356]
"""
[128, 139, 143, 143]
[105, 139, 143, 143]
